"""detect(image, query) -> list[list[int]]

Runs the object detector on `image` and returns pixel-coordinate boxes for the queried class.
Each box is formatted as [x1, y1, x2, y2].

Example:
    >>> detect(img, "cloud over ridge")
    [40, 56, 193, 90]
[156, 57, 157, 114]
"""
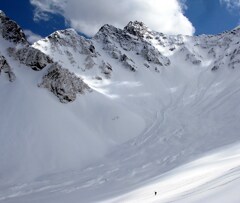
[30, 0, 195, 36]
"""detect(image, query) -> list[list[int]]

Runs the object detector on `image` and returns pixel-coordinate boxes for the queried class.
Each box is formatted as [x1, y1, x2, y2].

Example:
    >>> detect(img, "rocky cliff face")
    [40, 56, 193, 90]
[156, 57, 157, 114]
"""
[39, 63, 91, 103]
[94, 21, 171, 70]
[33, 29, 99, 72]
[0, 11, 53, 72]
[0, 10, 28, 44]
[0, 10, 53, 72]
[9, 46, 53, 71]
[0, 10, 91, 102]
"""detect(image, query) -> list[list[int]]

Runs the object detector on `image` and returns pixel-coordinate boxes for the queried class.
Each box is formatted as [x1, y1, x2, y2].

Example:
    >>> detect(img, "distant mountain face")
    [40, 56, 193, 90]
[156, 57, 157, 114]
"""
[1, 10, 240, 103]
[33, 20, 240, 97]
[1, 10, 240, 188]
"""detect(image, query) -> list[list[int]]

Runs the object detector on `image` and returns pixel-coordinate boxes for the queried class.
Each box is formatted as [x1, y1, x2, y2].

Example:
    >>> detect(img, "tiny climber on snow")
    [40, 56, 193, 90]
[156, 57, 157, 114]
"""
[155, 191, 157, 196]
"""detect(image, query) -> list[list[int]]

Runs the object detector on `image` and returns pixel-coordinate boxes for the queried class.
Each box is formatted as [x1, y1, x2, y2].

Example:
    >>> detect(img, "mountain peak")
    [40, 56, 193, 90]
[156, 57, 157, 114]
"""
[94, 24, 120, 40]
[125, 21, 147, 28]
[232, 25, 240, 32]
[59, 28, 78, 36]
[97, 24, 119, 34]
[0, 10, 6, 17]
[48, 28, 78, 39]
[0, 10, 28, 44]
[124, 21, 149, 37]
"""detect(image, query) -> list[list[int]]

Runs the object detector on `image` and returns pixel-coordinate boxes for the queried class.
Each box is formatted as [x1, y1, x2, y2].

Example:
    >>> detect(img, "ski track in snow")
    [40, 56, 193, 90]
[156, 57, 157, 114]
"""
[2, 65, 240, 203]
[1, 16, 240, 203]
[107, 144, 240, 203]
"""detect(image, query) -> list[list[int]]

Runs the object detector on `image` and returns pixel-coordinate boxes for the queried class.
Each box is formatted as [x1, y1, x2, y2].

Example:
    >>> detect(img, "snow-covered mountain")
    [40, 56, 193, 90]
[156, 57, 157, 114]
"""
[1, 10, 240, 202]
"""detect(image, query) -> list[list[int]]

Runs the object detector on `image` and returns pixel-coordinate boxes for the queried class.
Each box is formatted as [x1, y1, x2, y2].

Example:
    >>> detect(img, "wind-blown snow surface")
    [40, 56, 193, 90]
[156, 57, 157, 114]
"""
[107, 143, 240, 203]
[1, 16, 240, 202]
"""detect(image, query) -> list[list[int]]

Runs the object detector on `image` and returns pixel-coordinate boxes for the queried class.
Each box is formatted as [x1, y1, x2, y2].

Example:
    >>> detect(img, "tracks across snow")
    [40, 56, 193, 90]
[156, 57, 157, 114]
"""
[2, 65, 240, 203]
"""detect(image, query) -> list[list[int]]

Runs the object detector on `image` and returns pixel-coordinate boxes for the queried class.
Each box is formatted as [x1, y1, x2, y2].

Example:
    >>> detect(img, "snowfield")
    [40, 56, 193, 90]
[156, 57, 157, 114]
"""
[108, 143, 240, 203]
[1, 143, 240, 203]
[1, 12, 240, 202]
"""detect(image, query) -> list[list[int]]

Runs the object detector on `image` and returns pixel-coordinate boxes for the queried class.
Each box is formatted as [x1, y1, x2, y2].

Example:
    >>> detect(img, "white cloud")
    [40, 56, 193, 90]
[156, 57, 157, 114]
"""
[30, 0, 195, 36]
[31, 0, 66, 21]
[24, 29, 42, 44]
[220, 0, 240, 11]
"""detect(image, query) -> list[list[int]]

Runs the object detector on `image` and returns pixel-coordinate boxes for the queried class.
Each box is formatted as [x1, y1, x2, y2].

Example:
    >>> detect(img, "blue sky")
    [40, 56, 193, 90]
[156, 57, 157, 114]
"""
[185, 0, 240, 35]
[0, 0, 239, 39]
[0, 0, 66, 37]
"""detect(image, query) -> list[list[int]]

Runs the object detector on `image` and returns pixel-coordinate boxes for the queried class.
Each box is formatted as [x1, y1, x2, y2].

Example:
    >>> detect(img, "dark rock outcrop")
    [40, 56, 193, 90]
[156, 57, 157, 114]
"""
[39, 63, 91, 103]
[0, 10, 28, 44]
[0, 55, 16, 82]
[124, 21, 149, 38]
[9, 46, 53, 71]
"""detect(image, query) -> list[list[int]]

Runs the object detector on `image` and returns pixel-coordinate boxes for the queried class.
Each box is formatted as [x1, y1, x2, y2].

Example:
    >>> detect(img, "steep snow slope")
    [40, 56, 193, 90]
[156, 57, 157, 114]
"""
[1, 11, 240, 202]
[0, 12, 145, 184]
